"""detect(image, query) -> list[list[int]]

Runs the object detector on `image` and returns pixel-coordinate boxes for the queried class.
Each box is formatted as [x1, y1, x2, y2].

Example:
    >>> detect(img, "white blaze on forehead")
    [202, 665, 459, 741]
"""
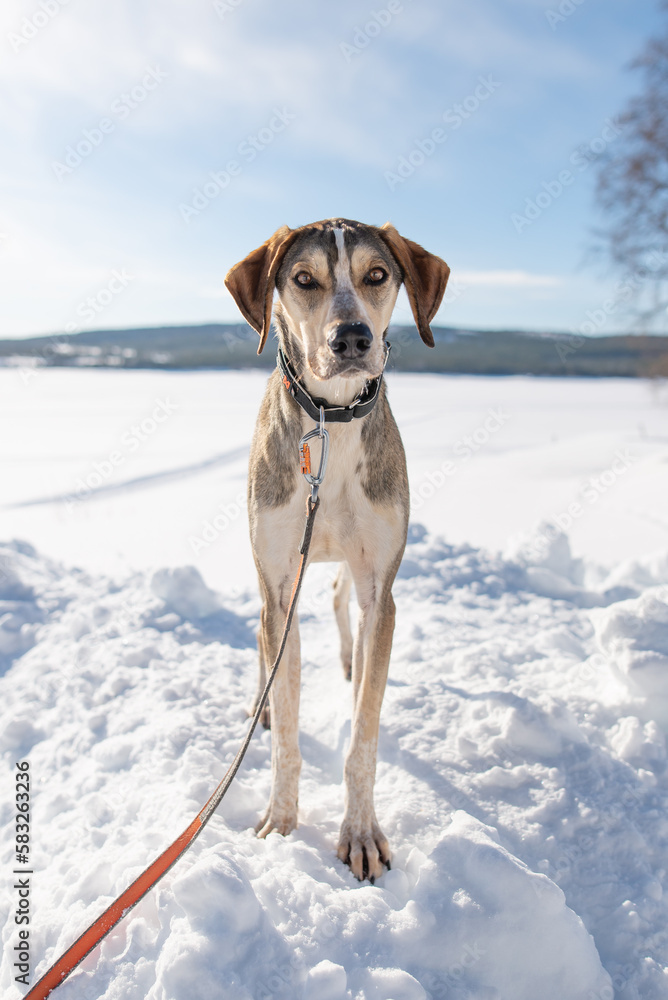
[332, 227, 353, 288]
[333, 226, 346, 261]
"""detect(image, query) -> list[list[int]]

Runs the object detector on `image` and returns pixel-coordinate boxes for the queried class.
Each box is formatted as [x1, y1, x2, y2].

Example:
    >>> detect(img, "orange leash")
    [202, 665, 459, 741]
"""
[25, 495, 320, 1000]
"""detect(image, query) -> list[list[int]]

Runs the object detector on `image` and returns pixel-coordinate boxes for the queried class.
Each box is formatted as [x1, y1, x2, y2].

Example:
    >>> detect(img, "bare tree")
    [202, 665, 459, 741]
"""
[594, 13, 668, 332]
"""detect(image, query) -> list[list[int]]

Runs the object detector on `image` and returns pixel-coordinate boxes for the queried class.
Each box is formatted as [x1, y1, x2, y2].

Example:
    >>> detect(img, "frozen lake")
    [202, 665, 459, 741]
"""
[2, 367, 667, 590]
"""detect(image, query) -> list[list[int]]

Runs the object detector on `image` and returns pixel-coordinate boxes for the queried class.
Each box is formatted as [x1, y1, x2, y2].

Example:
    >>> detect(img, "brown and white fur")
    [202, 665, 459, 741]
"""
[224, 218, 449, 881]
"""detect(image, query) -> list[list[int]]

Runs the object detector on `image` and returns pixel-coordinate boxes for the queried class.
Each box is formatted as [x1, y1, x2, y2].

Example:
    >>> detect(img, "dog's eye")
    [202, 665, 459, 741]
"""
[294, 271, 317, 289]
[365, 268, 387, 284]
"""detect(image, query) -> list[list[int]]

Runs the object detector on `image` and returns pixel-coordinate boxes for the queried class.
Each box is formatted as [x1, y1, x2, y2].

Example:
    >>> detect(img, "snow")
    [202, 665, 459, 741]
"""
[594, 587, 668, 719]
[1, 367, 668, 999]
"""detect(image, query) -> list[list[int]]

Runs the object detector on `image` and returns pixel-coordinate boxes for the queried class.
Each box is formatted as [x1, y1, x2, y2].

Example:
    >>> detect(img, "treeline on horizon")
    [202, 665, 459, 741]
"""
[1, 324, 668, 378]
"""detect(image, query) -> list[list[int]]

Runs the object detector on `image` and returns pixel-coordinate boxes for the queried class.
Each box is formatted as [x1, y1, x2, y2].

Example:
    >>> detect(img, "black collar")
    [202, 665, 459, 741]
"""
[277, 346, 388, 423]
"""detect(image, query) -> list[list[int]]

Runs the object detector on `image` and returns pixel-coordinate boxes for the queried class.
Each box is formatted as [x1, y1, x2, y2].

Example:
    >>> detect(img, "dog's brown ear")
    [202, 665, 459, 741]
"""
[224, 225, 299, 354]
[379, 223, 450, 348]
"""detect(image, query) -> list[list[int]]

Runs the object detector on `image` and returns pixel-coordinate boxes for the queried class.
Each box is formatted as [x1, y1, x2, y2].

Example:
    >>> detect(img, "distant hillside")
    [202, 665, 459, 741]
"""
[1, 323, 667, 378]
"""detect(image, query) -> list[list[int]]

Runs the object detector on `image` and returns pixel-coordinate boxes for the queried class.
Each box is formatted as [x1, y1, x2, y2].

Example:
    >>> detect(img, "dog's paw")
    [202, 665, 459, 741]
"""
[341, 654, 352, 682]
[337, 820, 391, 882]
[248, 699, 271, 729]
[255, 806, 298, 839]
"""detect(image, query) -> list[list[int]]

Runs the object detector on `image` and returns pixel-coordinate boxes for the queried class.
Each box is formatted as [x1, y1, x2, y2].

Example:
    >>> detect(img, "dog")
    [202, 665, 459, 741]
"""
[224, 218, 449, 880]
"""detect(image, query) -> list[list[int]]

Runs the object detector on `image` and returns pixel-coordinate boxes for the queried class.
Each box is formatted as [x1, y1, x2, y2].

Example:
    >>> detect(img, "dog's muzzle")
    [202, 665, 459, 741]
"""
[327, 322, 373, 360]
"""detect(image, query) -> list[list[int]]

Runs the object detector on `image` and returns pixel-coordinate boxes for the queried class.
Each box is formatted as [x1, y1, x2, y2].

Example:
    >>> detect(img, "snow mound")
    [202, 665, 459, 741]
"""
[0, 541, 41, 602]
[155, 852, 264, 1000]
[402, 812, 608, 1000]
[0, 540, 46, 663]
[598, 548, 668, 596]
[4, 530, 668, 997]
[150, 565, 222, 620]
[0, 540, 79, 667]
[594, 587, 668, 711]
[304, 960, 348, 1000]
[505, 524, 607, 606]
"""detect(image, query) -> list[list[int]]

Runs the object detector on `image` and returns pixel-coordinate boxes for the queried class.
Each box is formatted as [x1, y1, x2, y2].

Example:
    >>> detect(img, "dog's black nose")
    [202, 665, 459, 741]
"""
[328, 323, 373, 359]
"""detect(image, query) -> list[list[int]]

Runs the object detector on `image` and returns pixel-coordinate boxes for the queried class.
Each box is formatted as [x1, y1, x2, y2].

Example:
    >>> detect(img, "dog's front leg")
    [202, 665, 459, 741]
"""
[253, 563, 303, 839]
[333, 562, 354, 681]
[337, 553, 401, 881]
[249, 612, 270, 729]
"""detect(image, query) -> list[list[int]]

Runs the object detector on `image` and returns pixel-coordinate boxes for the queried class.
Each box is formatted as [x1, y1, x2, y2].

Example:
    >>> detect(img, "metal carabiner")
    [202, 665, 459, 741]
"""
[299, 405, 329, 502]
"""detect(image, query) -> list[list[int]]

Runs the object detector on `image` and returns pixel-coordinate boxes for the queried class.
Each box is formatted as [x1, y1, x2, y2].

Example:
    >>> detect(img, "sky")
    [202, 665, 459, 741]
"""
[1, 0, 666, 340]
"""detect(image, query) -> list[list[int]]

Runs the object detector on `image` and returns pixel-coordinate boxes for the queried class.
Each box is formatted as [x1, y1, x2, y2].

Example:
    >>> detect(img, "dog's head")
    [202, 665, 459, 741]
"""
[224, 218, 449, 382]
